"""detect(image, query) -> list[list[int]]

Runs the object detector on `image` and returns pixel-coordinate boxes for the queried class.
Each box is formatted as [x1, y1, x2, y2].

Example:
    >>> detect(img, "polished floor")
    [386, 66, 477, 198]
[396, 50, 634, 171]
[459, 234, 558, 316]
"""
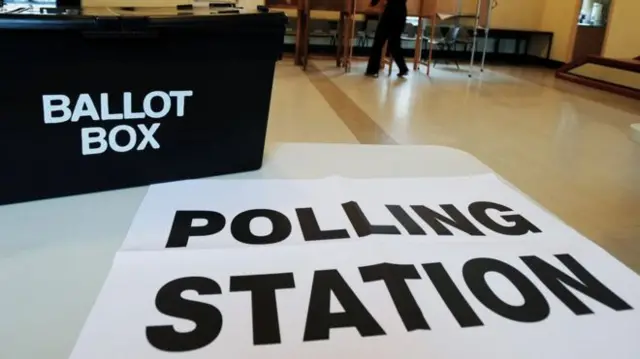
[266, 58, 640, 272]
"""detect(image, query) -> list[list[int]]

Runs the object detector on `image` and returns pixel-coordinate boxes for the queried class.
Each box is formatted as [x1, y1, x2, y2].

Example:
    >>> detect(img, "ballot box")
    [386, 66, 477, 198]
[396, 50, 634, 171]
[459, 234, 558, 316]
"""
[0, 5, 286, 205]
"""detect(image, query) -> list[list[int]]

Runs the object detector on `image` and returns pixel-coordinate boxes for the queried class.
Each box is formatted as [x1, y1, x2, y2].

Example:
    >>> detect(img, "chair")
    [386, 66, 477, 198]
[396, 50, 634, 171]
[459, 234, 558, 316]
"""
[358, 19, 378, 47]
[421, 25, 443, 58]
[454, 25, 473, 52]
[425, 25, 463, 69]
[308, 19, 336, 46]
[400, 23, 417, 45]
[285, 17, 297, 37]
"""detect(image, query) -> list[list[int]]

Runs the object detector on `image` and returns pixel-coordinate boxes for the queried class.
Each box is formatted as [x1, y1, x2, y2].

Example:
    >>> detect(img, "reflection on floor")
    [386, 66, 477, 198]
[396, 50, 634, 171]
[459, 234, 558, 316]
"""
[267, 59, 640, 272]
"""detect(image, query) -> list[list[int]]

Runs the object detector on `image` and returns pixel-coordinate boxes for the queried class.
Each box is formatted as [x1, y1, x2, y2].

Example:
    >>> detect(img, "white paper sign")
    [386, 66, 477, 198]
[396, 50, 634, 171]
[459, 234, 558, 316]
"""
[70, 239, 640, 359]
[120, 174, 580, 252]
[120, 177, 344, 251]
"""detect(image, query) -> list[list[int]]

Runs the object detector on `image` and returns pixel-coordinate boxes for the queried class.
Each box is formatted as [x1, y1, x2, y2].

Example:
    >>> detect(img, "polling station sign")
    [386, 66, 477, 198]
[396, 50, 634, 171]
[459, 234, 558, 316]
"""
[70, 239, 640, 359]
[120, 174, 584, 251]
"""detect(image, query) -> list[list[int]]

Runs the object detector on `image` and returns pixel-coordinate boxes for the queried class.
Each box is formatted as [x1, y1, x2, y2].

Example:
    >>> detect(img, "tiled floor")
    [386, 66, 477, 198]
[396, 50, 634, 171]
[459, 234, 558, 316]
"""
[266, 59, 640, 271]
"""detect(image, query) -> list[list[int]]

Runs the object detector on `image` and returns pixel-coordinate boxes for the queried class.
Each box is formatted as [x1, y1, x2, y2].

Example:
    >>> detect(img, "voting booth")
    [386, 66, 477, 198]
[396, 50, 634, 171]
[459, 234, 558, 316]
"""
[0, 5, 286, 205]
[369, 0, 490, 75]
[292, 0, 352, 70]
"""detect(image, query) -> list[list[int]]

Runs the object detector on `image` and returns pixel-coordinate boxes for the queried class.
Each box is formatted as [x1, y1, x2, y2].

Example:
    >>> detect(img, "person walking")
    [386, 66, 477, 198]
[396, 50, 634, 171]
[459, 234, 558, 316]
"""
[365, 0, 409, 77]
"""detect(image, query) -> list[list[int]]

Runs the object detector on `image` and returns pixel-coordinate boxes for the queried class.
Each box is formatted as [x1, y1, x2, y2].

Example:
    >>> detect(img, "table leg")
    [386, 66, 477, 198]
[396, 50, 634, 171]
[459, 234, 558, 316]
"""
[380, 41, 388, 70]
[345, 13, 355, 72]
[426, 14, 435, 76]
[294, 10, 303, 66]
[413, 17, 423, 71]
[302, 13, 309, 70]
[336, 14, 344, 67]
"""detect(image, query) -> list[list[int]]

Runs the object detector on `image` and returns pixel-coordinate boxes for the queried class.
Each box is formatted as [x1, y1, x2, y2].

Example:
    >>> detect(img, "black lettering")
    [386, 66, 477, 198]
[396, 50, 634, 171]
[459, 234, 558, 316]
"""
[231, 209, 291, 245]
[304, 269, 385, 341]
[166, 211, 225, 248]
[469, 202, 541, 235]
[522, 254, 632, 314]
[386, 205, 426, 235]
[411, 205, 484, 236]
[422, 262, 483, 327]
[342, 201, 401, 237]
[146, 277, 223, 352]
[359, 263, 429, 330]
[463, 258, 550, 323]
[296, 207, 350, 241]
[230, 273, 296, 345]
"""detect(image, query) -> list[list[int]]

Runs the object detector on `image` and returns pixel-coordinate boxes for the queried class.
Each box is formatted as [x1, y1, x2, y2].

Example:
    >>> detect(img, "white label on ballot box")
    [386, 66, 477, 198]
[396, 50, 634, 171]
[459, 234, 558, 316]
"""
[120, 174, 583, 252]
[69, 238, 640, 359]
[42, 90, 194, 156]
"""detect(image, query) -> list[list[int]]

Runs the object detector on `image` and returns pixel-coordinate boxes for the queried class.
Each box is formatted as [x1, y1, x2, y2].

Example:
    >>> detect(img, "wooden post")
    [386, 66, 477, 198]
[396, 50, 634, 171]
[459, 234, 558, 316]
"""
[413, 0, 424, 71]
[380, 41, 388, 70]
[345, 2, 355, 72]
[294, 7, 304, 65]
[388, 46, 393, 75]
[426, 13, 436, 76]
[337, 13, 344, 67]
[414, 17, 424, 71]
[302, 0, 310, 70]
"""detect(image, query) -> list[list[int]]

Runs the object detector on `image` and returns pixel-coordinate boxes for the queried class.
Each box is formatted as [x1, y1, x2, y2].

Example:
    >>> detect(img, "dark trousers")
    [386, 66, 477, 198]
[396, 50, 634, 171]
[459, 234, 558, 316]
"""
[366, 11, 408, 74]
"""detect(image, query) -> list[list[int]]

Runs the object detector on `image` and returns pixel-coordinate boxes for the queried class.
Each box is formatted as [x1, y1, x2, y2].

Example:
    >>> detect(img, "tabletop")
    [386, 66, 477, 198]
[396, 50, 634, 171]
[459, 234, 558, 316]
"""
[0, 143, 492, 359]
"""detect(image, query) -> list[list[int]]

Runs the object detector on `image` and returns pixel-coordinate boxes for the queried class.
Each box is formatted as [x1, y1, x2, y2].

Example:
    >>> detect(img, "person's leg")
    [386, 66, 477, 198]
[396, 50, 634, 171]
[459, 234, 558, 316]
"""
[388, 18, 409, 75]
[366, 19, 389, 75]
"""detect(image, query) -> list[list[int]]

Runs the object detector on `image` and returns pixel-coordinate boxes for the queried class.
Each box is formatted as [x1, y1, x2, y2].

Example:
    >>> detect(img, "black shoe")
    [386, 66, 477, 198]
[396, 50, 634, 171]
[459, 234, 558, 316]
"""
[398, 69, 409, 77]
[365, 72, 379, 78]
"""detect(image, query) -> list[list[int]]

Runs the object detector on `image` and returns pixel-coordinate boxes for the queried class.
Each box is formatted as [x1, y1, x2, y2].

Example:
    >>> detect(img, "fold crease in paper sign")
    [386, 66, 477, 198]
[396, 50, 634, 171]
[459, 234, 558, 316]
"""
[69, 239, 640, 359]
[119, 174, 587, 252]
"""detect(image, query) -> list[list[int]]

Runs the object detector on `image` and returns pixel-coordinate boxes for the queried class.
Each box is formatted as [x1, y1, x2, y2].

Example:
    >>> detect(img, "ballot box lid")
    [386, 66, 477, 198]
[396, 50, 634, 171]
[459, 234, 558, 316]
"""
[0, 5, 287, 30]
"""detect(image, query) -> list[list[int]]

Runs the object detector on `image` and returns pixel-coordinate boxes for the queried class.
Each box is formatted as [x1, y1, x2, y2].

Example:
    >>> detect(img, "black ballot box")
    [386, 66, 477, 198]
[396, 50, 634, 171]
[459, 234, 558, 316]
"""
[0, 5, 286, 205]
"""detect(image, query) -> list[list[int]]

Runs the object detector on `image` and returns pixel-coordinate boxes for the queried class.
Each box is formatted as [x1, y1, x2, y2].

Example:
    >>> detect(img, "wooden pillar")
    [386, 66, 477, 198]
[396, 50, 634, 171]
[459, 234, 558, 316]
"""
[426, 13, 436, 75]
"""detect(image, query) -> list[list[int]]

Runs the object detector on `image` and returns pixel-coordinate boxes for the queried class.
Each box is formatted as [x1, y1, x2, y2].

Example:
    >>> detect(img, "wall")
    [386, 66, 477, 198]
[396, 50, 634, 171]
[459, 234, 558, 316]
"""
[435, 0, 545, 30]
[490, 0, 545, 30]
[81, 0, 638, 62]
[83, 0, 189, 6]
[538, 0, 580, 62]
[603, 0, 640, 58]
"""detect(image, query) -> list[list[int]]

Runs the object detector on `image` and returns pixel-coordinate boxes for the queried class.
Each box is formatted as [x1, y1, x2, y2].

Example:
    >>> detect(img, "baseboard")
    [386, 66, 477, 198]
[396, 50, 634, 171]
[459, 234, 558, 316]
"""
[538, 58, 565, 69]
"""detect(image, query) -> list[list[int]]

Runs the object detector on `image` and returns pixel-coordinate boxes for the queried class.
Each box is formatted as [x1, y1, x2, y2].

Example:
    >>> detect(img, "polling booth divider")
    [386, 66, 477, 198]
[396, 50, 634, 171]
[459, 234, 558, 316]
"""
[271, 0, 363, 72]
[0, 9, 287, 205]
[356, 0, 471, 76]
[264, 1, 307, 66]
[379, 0, 490, 76]
[299, 0, 353, 71]
[265, 0, 490, 75]
[376, 0, 438, 76]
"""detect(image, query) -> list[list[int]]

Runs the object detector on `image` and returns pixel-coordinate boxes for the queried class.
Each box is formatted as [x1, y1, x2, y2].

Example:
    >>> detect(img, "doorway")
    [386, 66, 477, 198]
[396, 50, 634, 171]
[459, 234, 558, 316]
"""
[570, 0, 612, 61]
